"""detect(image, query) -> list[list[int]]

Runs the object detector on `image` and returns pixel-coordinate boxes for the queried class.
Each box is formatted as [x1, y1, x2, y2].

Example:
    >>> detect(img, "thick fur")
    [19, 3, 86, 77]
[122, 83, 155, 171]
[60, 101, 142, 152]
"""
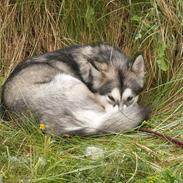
[1, 43, 149, 135]
[2, 43, 145, 110]
[4, 74, 149, 135]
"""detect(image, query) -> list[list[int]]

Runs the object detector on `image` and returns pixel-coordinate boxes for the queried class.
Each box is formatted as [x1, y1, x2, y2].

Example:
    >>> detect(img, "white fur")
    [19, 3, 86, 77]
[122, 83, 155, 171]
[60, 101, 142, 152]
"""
[111, 88, 121, 102]
[96, 94, 119, 113]
[48, 73, 83, 93]
[122, 88, 133, 100]
[53, 73, 79, 84]
[105, 104, 119, 113]
[81, 46, 93, 55]
[64, 126, 84, 132]
[73, 110, 104, 131]
[73, 107, 120, 133]
[122, 88, 139, 107]
[105, 88, 121, 111]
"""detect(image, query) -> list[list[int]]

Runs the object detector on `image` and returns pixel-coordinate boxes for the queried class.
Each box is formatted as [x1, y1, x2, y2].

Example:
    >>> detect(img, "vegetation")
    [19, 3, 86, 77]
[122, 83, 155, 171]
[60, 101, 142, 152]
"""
[0, 0, 182, 182]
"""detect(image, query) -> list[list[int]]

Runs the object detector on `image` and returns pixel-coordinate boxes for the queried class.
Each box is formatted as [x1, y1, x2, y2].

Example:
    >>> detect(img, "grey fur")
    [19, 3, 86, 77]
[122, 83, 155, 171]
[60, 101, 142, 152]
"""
[1, 43, 149, 136]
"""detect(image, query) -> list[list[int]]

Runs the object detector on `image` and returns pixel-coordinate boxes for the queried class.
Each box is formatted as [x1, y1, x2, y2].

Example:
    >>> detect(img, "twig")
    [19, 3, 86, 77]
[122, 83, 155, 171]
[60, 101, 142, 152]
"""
[139, 128, 183, 148]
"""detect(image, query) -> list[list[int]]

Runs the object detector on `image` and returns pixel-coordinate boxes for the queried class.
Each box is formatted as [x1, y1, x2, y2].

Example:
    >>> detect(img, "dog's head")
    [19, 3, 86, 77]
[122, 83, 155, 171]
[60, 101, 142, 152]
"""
[79, 44, 145, 108]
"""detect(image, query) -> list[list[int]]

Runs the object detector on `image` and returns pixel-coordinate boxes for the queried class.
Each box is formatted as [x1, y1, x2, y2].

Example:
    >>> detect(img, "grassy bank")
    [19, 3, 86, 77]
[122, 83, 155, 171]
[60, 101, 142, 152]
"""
[0, 0, 183, 182]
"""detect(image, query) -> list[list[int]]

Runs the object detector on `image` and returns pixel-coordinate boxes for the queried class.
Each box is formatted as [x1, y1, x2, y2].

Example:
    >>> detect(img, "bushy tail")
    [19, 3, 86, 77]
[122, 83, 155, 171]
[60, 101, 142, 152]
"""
[41, 104, 151, 136]
[96, 104, 150, 134]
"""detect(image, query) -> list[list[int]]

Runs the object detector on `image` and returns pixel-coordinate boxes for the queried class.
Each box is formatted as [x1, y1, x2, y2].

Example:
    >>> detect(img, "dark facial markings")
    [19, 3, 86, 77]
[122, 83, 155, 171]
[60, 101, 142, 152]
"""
[124, 78, 143, 95]
[118, 71, 124, 88]
[97, 80, 114, 95]
[107, 95, 115, 102]
[130, 80, 143, 95]
[127, 96, 133, 102]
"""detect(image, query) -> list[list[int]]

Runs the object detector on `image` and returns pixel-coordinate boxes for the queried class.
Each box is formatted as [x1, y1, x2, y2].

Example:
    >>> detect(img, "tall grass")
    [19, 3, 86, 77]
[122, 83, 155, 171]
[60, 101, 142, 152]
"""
[0, 0, 183, 182]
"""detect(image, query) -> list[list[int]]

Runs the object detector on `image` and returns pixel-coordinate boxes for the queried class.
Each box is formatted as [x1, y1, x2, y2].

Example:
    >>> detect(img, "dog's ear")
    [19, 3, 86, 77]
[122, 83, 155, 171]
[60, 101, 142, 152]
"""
[79, 62, 93, 83]
[132, 55, 144, 78]
[80, 60, 108, 91]
[79, 61, 103, 85]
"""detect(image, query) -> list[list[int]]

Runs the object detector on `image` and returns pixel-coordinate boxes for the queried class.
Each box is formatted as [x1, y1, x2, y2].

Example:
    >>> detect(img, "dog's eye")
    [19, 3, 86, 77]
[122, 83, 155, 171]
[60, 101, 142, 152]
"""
[127, 96, 133, 102]
[107, 95, 115, 102]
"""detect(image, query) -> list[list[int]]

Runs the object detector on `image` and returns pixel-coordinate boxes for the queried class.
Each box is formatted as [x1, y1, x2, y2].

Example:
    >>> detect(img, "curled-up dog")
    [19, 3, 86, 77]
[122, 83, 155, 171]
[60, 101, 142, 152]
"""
[1, 43, 150, 136]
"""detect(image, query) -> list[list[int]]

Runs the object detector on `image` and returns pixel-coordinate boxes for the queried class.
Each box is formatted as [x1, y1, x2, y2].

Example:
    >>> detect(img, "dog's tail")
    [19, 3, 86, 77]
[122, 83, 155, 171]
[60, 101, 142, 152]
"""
[95, 104, 151, 134]
[64, 104, 151, 136]
[41, 103, 151, 136]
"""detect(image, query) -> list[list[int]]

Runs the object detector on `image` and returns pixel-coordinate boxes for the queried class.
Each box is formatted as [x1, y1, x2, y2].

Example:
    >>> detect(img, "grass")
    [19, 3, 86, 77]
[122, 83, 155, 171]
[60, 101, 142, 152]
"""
[0, 0, 183, 182]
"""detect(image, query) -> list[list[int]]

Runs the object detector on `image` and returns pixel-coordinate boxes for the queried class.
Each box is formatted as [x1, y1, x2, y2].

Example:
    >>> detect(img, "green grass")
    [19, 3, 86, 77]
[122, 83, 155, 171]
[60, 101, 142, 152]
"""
[0, 0, 183, 182]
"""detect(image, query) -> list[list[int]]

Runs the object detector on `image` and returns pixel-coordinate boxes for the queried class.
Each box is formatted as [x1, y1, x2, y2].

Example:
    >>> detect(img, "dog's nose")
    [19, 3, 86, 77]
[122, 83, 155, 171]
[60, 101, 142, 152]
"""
[113, 100, 120, 107]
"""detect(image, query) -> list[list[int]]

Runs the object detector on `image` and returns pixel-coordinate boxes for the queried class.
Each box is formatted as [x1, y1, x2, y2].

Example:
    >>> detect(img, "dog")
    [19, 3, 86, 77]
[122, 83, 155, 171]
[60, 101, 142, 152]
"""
[1, 43, 149, 135]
